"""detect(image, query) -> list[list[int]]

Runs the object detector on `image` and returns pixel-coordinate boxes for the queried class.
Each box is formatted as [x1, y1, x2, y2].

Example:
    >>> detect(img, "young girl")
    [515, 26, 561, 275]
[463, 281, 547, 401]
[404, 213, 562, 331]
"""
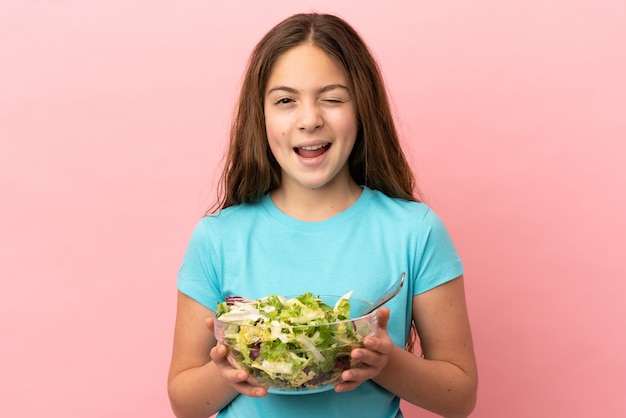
[168, 13, 477, 418]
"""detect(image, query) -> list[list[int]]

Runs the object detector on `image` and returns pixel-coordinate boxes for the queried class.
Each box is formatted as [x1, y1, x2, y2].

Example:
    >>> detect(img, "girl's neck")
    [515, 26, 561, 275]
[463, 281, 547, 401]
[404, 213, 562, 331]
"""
[270, 177, 362, 222]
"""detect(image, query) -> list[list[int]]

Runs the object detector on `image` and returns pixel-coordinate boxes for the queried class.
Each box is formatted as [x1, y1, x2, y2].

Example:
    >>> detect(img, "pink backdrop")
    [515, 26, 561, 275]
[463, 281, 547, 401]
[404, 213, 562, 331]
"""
[1, 1, 624, 416]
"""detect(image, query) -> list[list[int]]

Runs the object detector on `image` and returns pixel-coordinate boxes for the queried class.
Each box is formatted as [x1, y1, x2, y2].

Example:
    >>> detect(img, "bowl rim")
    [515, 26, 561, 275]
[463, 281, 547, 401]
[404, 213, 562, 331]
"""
[214, 294, 377, 330]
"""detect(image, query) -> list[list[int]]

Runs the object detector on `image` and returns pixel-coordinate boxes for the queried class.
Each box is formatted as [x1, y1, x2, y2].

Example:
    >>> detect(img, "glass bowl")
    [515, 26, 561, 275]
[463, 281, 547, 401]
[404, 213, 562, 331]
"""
[213, 294, 378, 394]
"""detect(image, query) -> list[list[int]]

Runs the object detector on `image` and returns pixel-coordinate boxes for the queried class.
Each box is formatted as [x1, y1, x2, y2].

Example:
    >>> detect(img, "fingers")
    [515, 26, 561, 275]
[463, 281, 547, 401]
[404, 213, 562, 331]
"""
[209, 344, 268, 397]
[334, 356, 383, 392]
[335, 308, 394, 393]
[346, 306, 391, 366]
[228, 372, 268, 398]
[206, 316, 215, 332]
[376, 307, 390, 331]
[209, 342, 229, 363]
[335, 358, 383, 392]
[334, 379, 362, 392]
[361, 307, 393, 360]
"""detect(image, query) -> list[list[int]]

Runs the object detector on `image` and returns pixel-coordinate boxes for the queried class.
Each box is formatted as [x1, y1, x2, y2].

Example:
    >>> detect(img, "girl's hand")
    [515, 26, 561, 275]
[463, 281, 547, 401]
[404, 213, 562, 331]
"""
[334, 307, 394, 393]
[206, 317, 268, 398]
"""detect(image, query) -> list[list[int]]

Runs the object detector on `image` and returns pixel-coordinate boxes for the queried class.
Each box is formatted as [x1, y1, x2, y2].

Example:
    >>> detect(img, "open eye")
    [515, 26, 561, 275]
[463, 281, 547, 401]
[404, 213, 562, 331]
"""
[275, 98, 294, 105]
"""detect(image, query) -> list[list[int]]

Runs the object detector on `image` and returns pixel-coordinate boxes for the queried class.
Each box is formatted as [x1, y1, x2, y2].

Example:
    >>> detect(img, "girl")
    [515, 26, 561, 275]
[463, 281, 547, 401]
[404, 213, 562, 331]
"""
[168, 13, 477, 418]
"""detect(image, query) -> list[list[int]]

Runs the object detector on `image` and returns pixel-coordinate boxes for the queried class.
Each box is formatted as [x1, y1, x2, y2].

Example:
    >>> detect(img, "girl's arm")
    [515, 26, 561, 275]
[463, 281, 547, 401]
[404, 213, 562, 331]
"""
[167, 291, 240, 418]
[376, 275, 477, 417]
[336, 276, 477, 418]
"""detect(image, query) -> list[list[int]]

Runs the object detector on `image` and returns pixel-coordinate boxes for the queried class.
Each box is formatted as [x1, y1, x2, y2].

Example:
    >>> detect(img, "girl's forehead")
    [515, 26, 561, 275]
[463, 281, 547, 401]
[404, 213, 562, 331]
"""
[266, 44, 348, 89]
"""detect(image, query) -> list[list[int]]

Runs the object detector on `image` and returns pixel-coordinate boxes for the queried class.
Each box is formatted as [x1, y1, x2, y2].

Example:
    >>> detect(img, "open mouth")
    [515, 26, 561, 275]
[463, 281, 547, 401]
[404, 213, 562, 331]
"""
[294, 143, 331, 158]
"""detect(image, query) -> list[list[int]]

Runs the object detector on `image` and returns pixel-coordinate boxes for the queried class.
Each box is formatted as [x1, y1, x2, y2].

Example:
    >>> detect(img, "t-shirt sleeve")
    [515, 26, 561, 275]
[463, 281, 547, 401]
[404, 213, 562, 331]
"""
[413, 208, 464, 295]
[176, 219, 222, 311]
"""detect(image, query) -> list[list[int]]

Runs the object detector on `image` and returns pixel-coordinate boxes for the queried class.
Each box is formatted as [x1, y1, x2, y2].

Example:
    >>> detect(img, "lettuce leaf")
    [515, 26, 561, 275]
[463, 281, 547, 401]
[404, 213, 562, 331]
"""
[216, 291, 371, 390]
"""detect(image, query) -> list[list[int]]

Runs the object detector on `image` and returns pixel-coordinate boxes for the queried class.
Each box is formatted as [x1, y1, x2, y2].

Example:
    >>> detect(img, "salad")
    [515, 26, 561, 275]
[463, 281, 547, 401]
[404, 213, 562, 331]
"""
[214, 291, 376, 391]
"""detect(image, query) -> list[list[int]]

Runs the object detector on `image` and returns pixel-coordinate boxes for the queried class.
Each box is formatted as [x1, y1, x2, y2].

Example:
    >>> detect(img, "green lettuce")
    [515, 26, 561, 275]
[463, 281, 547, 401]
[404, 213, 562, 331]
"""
[216, 291, 371, 391]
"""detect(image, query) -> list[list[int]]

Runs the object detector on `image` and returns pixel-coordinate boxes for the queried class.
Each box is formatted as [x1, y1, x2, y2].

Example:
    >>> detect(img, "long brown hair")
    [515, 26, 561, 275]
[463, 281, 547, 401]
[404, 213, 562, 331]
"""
[210, 13, 421, 351]
[211, 13, 420, 212]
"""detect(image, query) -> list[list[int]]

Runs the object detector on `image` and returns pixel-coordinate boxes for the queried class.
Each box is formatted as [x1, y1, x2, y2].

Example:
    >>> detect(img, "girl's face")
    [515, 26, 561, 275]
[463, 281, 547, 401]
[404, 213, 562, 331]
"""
[264, 43, 358, 193]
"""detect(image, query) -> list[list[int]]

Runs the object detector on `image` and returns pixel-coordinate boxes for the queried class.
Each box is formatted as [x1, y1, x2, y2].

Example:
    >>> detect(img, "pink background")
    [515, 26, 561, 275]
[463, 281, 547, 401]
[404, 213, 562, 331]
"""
[1, 1, 624, 416]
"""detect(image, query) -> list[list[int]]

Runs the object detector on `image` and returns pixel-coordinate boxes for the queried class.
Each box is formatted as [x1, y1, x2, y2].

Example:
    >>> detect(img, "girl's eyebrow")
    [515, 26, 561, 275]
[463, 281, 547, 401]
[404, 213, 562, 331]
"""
[266, 84, 349, 95]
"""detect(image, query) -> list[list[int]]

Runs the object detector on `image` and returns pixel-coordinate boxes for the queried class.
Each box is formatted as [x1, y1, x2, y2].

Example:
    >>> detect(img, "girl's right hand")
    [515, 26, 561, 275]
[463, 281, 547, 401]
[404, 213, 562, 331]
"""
[206, 317, 269, 398]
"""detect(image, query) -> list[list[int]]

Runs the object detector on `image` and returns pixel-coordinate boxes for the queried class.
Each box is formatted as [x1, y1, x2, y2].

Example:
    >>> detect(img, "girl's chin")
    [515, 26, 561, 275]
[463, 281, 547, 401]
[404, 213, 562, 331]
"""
[282, 176, 333, 191]
[280, 165, 352, 191]
[289, 176, 348, 192]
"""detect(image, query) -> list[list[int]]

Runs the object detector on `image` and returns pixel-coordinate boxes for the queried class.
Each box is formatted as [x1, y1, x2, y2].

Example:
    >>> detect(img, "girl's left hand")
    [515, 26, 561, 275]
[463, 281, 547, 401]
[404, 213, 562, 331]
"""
[334, 307, 393, 392]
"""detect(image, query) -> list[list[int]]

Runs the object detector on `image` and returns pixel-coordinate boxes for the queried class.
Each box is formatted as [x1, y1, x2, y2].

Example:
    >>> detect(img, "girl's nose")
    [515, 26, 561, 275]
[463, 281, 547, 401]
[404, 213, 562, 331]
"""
[297, 101, 323, 132]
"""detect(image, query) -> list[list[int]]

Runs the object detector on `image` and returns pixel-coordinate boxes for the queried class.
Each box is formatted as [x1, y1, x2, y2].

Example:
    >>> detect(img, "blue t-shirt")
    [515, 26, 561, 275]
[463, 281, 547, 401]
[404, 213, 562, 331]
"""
[177, 186, 463, 418]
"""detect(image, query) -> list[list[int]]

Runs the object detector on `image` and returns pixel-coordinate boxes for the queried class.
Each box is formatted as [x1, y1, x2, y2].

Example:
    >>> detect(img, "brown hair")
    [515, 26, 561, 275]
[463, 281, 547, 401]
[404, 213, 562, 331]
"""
[211, 13, 420, 212]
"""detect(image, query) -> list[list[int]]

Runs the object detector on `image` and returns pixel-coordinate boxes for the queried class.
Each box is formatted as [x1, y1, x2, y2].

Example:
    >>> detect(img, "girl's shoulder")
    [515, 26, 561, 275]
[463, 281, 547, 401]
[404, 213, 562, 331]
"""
[366, 188, 433, 218]
[365, 188, 453, 237]
[197, 198, 266, 229]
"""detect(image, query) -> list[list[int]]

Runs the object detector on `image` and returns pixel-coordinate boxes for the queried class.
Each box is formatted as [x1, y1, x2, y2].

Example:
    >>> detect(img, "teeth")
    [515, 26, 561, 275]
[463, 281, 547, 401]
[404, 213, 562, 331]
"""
[300, 144, 327, 151]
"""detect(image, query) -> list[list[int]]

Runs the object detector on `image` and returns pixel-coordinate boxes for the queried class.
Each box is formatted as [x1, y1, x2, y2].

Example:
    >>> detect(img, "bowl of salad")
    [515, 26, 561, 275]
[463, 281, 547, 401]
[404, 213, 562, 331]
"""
[213, 291, 378, 394]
